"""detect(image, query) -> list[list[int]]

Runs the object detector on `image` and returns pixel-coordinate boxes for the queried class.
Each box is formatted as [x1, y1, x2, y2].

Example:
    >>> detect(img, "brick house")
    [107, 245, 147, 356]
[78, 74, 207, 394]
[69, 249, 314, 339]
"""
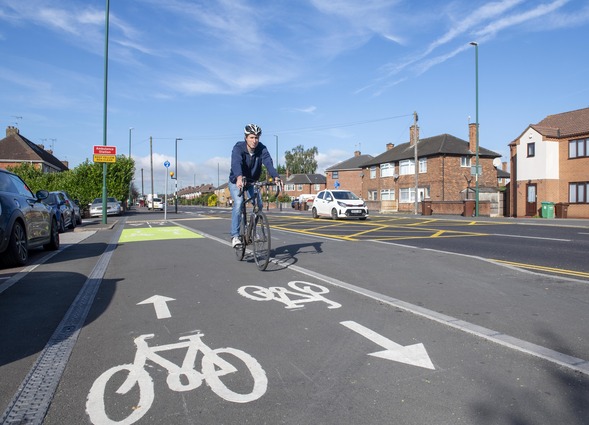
[508, 107, 589, 218]
[283, 173, 326, 199]
[0, 126, 69, 172]
[325, 151, 374, 195]
[360, 124, 501, 215]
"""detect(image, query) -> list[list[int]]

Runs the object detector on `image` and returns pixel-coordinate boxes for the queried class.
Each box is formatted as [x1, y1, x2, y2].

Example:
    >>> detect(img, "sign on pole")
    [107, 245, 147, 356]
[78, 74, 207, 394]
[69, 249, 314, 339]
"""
[93, 145, 117, 163]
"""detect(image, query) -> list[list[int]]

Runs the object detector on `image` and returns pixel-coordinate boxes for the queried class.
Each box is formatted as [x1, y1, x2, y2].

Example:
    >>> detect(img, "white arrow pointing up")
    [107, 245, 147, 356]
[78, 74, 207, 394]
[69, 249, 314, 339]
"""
[341, 320, 435, 370]
[138, 295, 176, 319]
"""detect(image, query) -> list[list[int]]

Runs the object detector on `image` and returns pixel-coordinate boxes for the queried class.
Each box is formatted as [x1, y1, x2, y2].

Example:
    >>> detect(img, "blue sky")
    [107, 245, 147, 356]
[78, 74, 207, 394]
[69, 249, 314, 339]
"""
[1, 0, 588, 195]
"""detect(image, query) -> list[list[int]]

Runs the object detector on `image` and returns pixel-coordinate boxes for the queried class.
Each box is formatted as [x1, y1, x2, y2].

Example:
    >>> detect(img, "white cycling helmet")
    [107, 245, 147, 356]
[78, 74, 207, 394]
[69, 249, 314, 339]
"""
[244, 123, 262, 136]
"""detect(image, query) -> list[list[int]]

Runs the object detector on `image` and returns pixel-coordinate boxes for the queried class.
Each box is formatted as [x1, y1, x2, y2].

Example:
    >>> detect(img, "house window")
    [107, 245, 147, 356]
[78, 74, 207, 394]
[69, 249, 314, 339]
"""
[380, 162, 394, 177]
[368, 190, 377, 201]
[297, 184, 303, 191]
[527, 142, 535, 157]
[399, 159, 415, 175]
[419, 158, 427, 173]
[313, 184, 321, 191]
[461, 156, 471, 167]
[399, 187, 415, 203]
[332, 171, 339, 179]
[285, 184, 295, 191]
[570, 182, 588, 203]
[370, 166, 376, 179]
[569, 138, 588, 158]
[380, 189, 395, 200]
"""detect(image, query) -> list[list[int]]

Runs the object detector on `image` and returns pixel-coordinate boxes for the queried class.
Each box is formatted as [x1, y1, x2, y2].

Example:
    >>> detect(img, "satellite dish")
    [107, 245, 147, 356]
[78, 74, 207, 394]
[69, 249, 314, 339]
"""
[492, 158, 502, 168]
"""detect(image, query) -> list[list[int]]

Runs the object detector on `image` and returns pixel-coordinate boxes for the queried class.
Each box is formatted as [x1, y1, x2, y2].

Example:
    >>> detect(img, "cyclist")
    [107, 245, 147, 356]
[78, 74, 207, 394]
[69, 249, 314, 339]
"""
[229, 124, 281, 248]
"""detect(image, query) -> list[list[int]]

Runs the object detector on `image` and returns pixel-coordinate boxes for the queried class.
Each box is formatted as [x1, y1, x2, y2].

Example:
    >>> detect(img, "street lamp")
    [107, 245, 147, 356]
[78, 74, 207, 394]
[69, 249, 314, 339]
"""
[175, 138, 182, 213]
[128, 127, 133, 209]
[274, 135, 279, 169]
[470, 41, 480, 217]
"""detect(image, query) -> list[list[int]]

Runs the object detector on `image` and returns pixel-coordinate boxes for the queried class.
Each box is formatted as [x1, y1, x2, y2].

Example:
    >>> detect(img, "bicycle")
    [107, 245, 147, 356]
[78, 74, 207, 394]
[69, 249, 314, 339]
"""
[86, 332, 268, 424]
[234, 179, 279, 271]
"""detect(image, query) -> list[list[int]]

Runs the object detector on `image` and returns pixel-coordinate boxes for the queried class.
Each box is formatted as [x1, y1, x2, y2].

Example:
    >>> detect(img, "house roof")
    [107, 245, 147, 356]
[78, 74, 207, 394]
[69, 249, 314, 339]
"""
[285, 173, 326, 184]
[362, 133, 500, 167]
[325, 154, 374, 171]
[530, 107, 589, 138]
[496, 167, 510, 179]
[0, 127, 68, 171]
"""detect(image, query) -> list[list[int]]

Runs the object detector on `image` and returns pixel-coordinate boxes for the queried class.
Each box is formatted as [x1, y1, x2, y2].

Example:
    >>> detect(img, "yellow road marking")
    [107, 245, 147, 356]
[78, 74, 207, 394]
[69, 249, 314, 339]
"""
[492, 259, 589, 279]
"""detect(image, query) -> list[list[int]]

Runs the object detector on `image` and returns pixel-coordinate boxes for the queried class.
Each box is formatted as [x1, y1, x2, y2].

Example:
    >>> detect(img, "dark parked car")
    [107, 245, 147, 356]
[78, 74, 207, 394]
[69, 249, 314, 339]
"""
[46, 191, 76, 232]
[0, 169, 60, 267]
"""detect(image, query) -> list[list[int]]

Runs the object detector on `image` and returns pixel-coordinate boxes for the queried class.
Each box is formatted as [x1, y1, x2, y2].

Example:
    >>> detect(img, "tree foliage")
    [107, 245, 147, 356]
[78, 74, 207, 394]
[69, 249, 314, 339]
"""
[284, 145, 318, 174]
[7, 156, 135, 210]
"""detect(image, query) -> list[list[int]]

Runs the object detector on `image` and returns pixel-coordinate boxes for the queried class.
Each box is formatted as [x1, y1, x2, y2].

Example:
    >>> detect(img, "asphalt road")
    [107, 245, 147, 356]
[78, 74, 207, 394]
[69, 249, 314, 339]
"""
[1, 207, 588, 425]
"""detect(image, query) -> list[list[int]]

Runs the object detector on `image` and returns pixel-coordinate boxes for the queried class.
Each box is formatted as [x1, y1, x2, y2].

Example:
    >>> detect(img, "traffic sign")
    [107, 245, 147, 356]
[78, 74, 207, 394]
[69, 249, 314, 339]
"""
[164, 161, 170, 168]
[93, 145, 117, 155]
[93, 155, 116, 163]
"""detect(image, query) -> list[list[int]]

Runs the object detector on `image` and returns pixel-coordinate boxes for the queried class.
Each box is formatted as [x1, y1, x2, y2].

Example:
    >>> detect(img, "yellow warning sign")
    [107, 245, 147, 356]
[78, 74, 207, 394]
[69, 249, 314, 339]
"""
[93, 154, 116, 163]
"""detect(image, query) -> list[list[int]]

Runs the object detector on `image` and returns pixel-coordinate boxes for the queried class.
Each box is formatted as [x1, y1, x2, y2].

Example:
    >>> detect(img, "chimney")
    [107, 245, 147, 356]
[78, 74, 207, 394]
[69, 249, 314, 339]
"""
[386, 143, 394, 151]
[6, 126, 19, 136]
[47, 149, 53, 155]
[38, 144, 45, 150]
[409, 125, 419, 146]
[502, 161, 508, 171]
[469, 123, 477, 153]
[354, 150, 361, 157]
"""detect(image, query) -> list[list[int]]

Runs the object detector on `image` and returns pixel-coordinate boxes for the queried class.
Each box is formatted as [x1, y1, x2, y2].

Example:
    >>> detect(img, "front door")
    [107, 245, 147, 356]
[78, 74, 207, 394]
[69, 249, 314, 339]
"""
[526, 183, 537, 216]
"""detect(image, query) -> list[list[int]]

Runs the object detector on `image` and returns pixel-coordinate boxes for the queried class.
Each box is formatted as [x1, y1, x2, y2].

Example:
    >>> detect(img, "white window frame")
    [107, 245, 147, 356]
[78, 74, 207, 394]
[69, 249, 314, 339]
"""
[461, 156, 471, 167]
[380, 162, 395, 177]
[285, 184, 295, 191]
[399, 160, 415, 175]
[368, 190, 377, 201]
[380, 189, 395, 201]
[370, 166, 376, 179]
[419, 158, 427, 173]
[399, 187, 415, 203]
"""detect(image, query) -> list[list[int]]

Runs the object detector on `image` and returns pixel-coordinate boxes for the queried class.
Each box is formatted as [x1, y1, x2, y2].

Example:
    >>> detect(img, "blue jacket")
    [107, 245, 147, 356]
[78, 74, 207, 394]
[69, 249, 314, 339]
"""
[229, 141, 278, 184]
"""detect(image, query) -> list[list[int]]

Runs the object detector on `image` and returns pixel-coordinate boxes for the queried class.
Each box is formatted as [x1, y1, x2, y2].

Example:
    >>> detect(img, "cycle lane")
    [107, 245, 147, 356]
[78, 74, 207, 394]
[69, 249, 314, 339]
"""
[36, 220, 589, 425]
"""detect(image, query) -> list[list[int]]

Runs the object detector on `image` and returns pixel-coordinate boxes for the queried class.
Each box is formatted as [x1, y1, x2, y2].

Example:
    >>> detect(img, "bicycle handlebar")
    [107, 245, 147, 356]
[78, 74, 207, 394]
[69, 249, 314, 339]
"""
[238, 178, 282, 197]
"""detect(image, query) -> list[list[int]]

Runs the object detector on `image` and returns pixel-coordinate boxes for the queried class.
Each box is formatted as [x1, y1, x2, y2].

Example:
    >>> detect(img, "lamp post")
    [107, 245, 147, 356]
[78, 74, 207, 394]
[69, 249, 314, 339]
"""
[470, 41, 480, 217]
[174, 138, 182, 213]
[274, 135, 279, 169]
[128, 127, 133, 209]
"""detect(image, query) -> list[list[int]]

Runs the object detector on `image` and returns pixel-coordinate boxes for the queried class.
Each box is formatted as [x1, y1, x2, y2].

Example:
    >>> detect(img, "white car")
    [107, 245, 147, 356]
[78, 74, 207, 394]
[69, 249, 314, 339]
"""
[311, 189, 368, 220]
[89, 197, 122, 217]
[149, 197, 164, 210]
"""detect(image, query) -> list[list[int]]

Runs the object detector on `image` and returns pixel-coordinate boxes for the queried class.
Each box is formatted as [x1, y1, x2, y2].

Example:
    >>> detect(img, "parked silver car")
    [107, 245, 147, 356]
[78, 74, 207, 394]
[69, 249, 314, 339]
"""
[89, 197, 122, 217]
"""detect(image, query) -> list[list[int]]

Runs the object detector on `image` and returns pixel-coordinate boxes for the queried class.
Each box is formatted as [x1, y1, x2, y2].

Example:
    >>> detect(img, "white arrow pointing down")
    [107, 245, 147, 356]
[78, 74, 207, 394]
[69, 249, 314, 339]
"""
[138, 295, 176, 319]
[341, 320, 435, 370]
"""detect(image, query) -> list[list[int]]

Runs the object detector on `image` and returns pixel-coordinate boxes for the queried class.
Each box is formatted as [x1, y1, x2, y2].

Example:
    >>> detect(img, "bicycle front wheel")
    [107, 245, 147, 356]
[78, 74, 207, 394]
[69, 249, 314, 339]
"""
[252, 211, 271, 271]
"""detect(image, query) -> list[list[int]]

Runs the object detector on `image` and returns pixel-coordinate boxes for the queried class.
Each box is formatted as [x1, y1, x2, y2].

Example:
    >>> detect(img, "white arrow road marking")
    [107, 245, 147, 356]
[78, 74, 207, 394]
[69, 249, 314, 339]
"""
[138, 295, 176, 319]
[341, 320, 435, 370]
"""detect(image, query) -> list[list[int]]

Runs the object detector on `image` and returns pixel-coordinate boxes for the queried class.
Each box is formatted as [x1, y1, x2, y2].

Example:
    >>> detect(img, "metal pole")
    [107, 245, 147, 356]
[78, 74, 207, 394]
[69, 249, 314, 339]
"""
[413, 111, 419, 215]
[164, 169, 168, 221]
[101, 0, 110, 224]
[128, 127, 133, 209]
[150, 136, 154, 203]
[471, 42, 480, 217]
[175, 138, 182, 213]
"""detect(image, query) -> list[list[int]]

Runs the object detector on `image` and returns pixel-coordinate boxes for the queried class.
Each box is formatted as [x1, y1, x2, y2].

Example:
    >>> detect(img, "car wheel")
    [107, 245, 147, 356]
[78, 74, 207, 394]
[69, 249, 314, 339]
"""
[359, 217, 367, 221]
[44, 217, 60, 251]
[59, 216, 66, 233]
[5, 221, 28, 266]
[312, 207, 319, 219]
[69, 214, 76, 229]
[331, 208, 338, 220]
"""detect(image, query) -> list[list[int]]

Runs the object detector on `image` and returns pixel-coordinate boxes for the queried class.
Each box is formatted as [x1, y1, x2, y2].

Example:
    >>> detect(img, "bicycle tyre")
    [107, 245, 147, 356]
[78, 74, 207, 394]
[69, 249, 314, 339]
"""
[252, 211, 271, 271]
[234, 211, 246, 261]
[86, 364, 154, 425]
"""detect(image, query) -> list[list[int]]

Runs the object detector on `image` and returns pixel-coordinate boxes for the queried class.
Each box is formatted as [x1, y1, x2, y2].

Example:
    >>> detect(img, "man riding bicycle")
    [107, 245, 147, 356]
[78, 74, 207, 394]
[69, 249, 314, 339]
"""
[229, 124, 281, 248]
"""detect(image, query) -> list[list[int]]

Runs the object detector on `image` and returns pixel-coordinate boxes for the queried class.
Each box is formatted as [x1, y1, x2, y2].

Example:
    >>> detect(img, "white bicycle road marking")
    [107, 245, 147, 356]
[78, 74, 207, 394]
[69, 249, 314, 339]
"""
[86, 332, 267, 425]
[238, 281, 342, 310]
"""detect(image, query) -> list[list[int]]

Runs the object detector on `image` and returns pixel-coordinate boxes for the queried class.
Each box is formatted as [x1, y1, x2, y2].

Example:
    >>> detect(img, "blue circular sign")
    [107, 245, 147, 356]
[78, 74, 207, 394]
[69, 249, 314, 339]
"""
[164, 161, 170, 168]
[334, 180, 340, 189]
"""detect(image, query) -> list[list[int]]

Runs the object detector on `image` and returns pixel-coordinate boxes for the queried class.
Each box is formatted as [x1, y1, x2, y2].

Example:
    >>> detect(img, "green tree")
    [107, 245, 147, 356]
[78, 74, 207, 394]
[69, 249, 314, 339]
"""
[284, 145, 318, 174]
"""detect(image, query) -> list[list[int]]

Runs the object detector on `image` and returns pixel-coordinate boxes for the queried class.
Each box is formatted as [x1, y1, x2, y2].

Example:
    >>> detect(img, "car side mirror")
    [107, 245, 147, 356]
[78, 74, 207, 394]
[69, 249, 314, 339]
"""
[36, 190, 49, 201]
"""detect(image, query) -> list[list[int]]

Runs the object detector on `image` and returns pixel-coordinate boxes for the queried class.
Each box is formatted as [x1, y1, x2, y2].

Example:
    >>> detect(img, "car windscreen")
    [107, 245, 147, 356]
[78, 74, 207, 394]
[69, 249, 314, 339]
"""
[333, 191, 359, 200]
[46, 193, 58, 205]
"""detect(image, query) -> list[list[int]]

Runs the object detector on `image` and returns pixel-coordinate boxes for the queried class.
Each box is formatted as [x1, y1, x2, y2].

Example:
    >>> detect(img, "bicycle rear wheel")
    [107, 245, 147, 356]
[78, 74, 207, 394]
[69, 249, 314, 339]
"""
[235, 212, 246, 261]
[252, 211, 271, 270]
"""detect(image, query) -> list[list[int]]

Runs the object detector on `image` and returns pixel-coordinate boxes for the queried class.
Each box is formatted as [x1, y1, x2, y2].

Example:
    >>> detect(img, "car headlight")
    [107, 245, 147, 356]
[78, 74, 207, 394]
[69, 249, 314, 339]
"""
[337, 201, 347, 208]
